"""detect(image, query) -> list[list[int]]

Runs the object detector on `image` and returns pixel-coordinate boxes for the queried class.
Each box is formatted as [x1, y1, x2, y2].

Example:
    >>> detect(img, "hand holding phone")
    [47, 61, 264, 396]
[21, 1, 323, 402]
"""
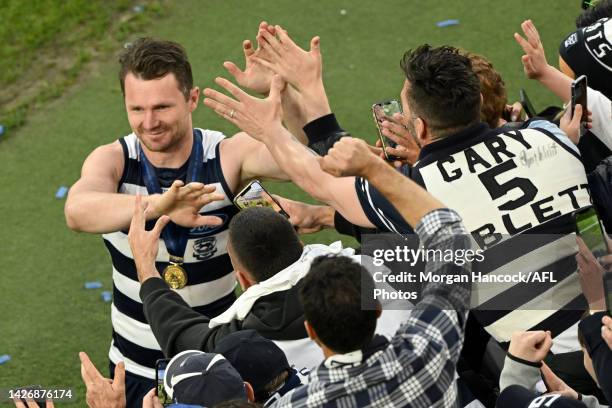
[233, 181, 289, 218]
[156, 359, 171, 406]
[373, 99, 402, 161]
[571, 75, 588, 136]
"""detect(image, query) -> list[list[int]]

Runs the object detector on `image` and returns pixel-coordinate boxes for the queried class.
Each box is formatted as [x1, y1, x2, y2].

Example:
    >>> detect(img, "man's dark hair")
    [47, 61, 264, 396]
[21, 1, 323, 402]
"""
[299, 255, 378, 354]
[228, 207, 302, 283]
[576, 0, 612, 28]
[118, 37, 193, 99]
[401, 45, 482, 137]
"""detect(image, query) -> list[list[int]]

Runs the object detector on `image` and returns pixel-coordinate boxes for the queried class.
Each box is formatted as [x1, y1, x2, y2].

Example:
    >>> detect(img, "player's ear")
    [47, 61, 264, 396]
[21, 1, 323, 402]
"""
[189, 87, 200, 111]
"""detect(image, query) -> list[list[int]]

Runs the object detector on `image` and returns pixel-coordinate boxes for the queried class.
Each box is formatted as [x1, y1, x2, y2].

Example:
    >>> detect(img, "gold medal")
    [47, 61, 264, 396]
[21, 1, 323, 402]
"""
[163, 263, 187, 289]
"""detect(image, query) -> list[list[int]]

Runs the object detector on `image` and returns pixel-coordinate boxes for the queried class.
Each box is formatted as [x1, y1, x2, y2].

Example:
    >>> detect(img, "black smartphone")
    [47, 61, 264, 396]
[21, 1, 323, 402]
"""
[233, 180, 289, 218]
[571, 75, 588, 134]
[372, 99, 402, 161]
[156, 358, 171, 406]
[519, 88, 537, 119]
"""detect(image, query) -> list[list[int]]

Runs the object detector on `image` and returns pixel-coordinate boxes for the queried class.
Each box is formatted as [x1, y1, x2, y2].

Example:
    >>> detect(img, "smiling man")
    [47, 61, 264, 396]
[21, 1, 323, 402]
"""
[64, 37, 293, 407]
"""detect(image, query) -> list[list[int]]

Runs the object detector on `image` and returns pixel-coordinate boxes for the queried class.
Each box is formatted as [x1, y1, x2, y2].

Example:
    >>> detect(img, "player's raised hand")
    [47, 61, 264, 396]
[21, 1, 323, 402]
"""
[152, 180, 225, 228]
[223, 22, 278, 95]
[318, 137, 383, 178]
[253, 24, 322, 93]
[203, 74, 285, 142]
[514, 20, 549, 80]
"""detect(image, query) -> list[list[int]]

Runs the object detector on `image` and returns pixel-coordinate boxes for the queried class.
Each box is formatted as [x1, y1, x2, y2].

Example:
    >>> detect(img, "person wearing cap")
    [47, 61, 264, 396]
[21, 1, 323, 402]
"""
[212, 330, 303, 405]
[159, 350, 252, 407]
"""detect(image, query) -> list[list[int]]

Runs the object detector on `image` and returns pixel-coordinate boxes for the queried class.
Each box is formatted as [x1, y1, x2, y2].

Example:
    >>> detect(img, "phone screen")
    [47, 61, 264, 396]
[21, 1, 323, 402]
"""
[571, 75, 588, 124]
[233, 181, 288, 218]
[575, 207, 609, 259]
[519, 88, 537, 119]
[372, 99, 402, 161]
[156, 359, 171, 406]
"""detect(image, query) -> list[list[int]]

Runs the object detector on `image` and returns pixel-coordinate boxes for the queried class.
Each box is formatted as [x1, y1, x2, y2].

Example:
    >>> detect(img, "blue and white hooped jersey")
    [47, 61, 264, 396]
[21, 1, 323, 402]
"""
[103, 128, 238, 379]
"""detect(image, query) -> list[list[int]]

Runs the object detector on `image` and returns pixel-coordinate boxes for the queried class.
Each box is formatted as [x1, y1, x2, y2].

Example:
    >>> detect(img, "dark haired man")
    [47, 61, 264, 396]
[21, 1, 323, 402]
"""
[64, 36, 303, 406]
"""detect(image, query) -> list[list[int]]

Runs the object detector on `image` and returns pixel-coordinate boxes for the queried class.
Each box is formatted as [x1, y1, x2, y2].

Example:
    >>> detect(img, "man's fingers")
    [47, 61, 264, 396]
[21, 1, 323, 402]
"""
[79, 351, 101, 384]
[24, 400, 38, 408]
[317, 156, 335, 176]
[223, 61, 245, 82]
[152, 215, 170, 238]
[243, 39, 254, 58]
[275, 25, 297, 47]
[540, 333, 553, 354]
[571, 104, 583, 127]
[386, 146, 409, 158]
[203, 86, 241, 109]
[514, 32, 531, 53]
[310, 36, 321, 55]
[381, 120, 409, 137]
[193, 215, 224, 227]
[540, 362, 559, 387]
[214, 77, 250, 102]
[130, 194, 147, 232]
[202, 97, 230, 115]
[382, 127, 410, 146]
[13, 398, 26, 408]
[269, 74, 285, 100]
[258, 29, 283, 55]
[113, 361, 126, 392]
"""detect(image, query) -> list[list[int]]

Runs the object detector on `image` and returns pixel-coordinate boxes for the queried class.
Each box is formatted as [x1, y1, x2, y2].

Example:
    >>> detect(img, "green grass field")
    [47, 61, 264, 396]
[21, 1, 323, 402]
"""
[0, 0, 580, 405]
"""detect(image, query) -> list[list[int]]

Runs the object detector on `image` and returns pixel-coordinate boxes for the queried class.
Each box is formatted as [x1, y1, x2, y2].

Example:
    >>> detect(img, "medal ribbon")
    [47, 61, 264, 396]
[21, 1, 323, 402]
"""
[138, 129, 204, 261]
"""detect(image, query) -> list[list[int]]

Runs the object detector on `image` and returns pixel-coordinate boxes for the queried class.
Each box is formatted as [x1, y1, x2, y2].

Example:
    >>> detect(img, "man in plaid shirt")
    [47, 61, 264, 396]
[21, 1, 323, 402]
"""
[266, 137, 472, 408]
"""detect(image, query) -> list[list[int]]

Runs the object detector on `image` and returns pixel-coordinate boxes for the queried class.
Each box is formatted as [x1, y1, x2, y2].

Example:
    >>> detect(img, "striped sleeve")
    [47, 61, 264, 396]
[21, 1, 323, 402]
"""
[354, 176, 414, 234]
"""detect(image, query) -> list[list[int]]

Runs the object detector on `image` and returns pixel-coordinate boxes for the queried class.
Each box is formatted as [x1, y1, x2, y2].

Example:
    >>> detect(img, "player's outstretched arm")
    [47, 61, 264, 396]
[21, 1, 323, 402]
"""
[318, 137, 444, 227]
[204, 75, 374, 227]
[65, 142, 224, 233]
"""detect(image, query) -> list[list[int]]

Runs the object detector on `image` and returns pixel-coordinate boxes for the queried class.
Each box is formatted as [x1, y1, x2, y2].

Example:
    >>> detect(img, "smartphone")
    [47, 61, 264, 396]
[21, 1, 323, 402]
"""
[575, 207, 609, 259]
[233, 180, 288, 218]
[156, 359, 171, 406]
[571, 75, 588, 134]
[604, 271, 612, 316]
[372, 99, 402, 161]
[519, 88, 537, 119]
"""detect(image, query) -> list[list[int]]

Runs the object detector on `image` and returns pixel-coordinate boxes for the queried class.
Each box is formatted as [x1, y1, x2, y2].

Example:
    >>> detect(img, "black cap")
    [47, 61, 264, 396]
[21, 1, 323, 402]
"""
[213, 330, 294, 401]
[164, 350, 246, 407]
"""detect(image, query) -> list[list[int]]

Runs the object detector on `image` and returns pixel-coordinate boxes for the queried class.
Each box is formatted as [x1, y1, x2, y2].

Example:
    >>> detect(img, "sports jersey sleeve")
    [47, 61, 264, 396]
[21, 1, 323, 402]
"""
[587, 87, 612, 150]
[527, 120, 580, 154]
[354, 176, 414, 234]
